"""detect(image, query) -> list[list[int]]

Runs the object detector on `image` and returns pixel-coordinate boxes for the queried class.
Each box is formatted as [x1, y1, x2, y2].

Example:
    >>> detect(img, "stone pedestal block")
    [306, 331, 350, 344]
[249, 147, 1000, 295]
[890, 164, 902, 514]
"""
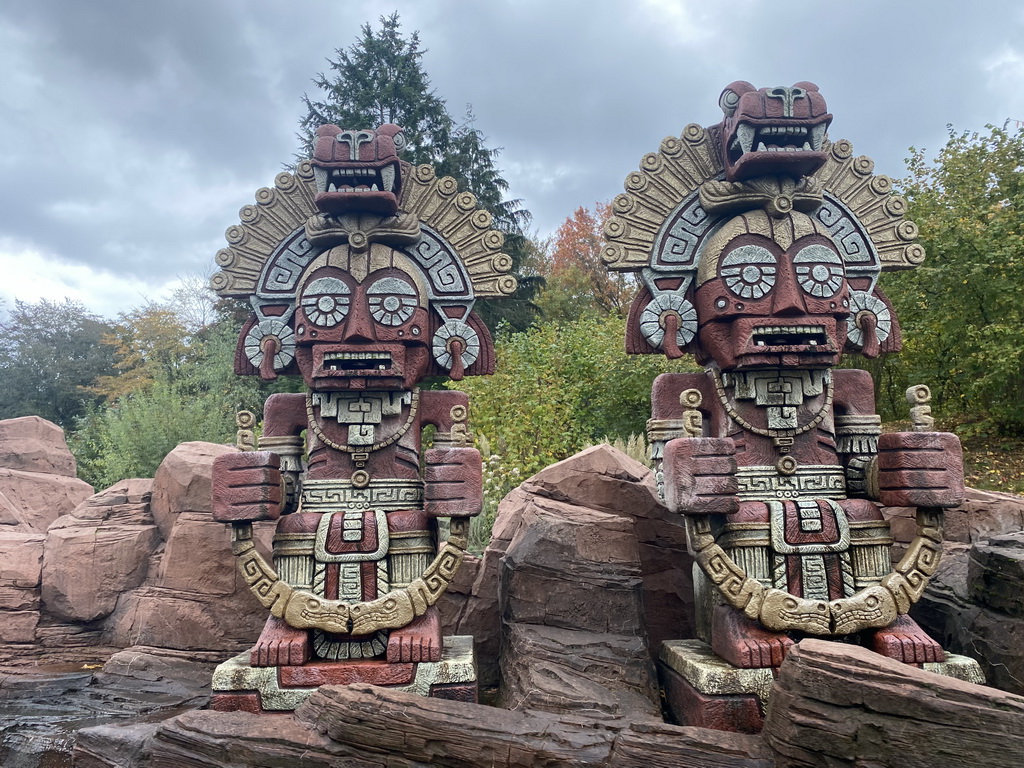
[210, 634, 477, 712]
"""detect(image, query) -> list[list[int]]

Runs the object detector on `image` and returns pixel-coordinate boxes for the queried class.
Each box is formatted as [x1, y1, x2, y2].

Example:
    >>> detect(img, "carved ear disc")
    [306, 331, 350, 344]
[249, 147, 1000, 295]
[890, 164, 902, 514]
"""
[639, 294, 697, 359]
[244, 318, 296, 380]
[432, 320, 480, 381]
[846, 291, 891, 359]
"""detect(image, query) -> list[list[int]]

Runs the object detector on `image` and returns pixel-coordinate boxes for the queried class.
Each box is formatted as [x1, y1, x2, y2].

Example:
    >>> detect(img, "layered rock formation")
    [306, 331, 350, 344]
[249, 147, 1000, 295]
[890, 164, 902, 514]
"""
[1, 436, 272, 663]
[1, 425, 1022, 766]
[885, 487, 1024, 695]
[0, 416, 93, 649]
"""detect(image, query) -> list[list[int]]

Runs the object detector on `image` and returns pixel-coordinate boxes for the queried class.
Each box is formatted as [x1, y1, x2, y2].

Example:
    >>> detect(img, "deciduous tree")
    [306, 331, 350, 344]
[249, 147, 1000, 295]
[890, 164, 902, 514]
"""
[881, 124, 1024, 432]
[536, 203, 636, 321]
[0, 299, 115, 426]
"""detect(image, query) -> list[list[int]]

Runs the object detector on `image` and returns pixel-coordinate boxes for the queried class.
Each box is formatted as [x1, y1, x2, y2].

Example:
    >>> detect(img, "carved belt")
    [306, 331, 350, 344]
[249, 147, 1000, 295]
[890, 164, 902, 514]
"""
[300, 478, 424, 513]
[736, 464, 846, 501]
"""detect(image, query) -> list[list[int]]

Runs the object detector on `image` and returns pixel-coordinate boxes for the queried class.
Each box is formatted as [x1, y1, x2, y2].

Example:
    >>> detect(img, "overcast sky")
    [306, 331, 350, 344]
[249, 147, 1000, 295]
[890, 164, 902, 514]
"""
[1, 0, 1022, 319]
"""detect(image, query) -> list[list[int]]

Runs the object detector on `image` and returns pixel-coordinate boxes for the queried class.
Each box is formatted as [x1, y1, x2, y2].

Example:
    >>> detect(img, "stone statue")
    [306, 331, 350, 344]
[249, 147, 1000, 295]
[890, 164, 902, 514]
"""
[207, 123, 516, 712]
[605, 81, 983, 730]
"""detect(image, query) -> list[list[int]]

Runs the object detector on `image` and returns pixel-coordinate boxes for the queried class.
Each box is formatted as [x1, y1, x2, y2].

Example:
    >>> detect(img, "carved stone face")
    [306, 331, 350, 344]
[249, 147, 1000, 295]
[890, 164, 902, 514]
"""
[294, 265, 431, 391]
[694, 211, 851, 371]
[311, 123, 406, 216]
[718, 81, 832, 182]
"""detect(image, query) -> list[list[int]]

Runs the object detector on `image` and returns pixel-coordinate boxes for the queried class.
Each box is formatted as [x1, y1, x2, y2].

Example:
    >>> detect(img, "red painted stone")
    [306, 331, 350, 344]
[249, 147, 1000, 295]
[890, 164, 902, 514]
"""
[211, 451, 282, 522]
[663, 437, 738, 515]
[211, 691, 264, 714]
[878, 431, 965, 509]
[278, 660, 415, 688]
[659, 662, 764, 734]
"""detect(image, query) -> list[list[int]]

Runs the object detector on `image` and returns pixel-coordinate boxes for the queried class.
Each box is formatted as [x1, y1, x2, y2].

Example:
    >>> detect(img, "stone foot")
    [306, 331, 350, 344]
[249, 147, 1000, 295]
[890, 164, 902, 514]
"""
[387, 606, 442, 663]
[871, 614, 943, 664]
[711, 604, 793, 669]
[250, 616, 311, 667]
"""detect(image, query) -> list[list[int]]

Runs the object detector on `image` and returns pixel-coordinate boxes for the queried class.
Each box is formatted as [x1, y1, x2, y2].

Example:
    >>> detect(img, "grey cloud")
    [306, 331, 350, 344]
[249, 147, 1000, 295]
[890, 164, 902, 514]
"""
[0, 0, 1021, 311]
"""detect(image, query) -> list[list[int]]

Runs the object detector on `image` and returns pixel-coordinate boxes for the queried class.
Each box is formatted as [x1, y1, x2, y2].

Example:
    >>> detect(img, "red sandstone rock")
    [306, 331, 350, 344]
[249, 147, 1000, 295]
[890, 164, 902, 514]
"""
[496, 470, 663, 721]
[0, 468, 93, 532]
[41, 523, 159, 622]
[104, 585, 267, 653]
[158, 513, 243, 596]
[763, 639, 1024, 767]
[0, 415, 78, 476]
[0, 609, 39, 643]
[463, 445, 695, 689]
[151, 441, 237, 539]
[882, 486, 1024, 555]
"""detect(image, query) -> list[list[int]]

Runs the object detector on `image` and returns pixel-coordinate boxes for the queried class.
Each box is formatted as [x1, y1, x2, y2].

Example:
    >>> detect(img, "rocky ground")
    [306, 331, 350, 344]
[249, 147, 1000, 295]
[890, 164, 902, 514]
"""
[1, 417, 1023, 766]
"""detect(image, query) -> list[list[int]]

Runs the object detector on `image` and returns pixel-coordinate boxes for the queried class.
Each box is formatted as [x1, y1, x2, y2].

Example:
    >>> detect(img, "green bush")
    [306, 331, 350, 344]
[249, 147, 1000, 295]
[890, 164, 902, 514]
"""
[455, 315, 695, 514]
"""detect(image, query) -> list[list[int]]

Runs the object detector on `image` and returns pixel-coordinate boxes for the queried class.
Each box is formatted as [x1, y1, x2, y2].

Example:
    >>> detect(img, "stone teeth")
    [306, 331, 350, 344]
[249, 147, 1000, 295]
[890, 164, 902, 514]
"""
[314, 166, 328, 193]
[381, 165, 395, 192]
[803, 142, 812, 150]
[737, 123, 755, 153]
[371, 184, 379, 191]
[811, 123, 826, 151]
[758, 141, 767, 152]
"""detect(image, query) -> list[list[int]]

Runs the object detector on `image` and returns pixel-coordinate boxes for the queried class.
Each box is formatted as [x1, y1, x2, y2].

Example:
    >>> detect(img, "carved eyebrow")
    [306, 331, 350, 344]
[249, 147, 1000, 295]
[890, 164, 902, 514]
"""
[367, 276, 416, 295]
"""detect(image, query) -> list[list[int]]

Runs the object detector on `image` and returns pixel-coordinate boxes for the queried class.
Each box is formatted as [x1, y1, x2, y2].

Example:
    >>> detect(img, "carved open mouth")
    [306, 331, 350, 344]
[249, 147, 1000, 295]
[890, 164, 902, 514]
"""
[749, 325, 829, 348]
[322, 350, 394, 373]
[730, 122, 827, 158]
[313, 163, 398, 195]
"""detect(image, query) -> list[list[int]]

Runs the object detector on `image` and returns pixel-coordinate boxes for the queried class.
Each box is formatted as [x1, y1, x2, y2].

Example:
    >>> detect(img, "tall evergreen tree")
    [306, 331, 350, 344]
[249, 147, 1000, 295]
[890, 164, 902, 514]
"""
[297, 13, 540, 330]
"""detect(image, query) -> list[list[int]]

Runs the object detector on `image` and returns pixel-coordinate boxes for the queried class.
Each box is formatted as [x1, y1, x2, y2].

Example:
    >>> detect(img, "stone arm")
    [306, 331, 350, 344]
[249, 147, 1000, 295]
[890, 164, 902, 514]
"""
[258, 393, 307, 514]
[420, 390, 482, 519]
[832, 369, 883, 499]
[211, 393, 307, 523]
[651, 373, 739, 516]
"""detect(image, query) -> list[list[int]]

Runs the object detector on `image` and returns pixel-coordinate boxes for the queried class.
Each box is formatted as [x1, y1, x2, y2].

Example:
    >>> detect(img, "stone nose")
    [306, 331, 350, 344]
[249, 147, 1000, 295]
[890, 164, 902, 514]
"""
[342, 297, 377, 342]
[770, 257, 807, 316]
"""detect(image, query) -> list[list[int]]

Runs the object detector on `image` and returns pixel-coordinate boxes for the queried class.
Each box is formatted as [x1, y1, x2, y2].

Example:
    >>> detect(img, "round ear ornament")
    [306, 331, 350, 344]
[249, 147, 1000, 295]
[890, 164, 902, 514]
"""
[244, 319, 296, 380]
[640, 294, 697, 359]
[846, 290, 891, 359]
[432, 320, 480, 381]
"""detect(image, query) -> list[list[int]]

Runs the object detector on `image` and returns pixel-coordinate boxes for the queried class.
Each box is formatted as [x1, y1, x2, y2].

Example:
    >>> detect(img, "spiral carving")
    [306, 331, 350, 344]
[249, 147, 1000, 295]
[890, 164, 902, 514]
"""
[613, 193, 635, 215]
[456, 191, 477, 211]
[683, 123, 705, 143]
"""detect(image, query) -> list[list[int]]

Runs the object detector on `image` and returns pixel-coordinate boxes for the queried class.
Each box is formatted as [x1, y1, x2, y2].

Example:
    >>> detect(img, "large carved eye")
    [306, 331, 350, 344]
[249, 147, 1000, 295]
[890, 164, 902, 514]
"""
[721, 245, 777, 300]
[301, 277, 350, 327]
[793, 244, 844, 298]
[367, 276, 417, 326]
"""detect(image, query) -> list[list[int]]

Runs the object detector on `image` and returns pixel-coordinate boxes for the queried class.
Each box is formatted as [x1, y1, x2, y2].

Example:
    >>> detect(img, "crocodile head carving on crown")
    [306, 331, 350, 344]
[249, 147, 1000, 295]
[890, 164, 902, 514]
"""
[310, 123, 406, 216]
[717, 81, 832, 183]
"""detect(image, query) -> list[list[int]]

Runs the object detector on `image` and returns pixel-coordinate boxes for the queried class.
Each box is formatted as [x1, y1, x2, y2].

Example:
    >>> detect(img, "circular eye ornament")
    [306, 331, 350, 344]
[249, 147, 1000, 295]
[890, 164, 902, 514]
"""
[432, 320, 480, 370]
[793, 244, 844, 298]
[301, 277, 350, 327]
[720, 245, 777, 300]
[846, 291, 891, 348]
[244, 319, 295, 371]
[367, 276, 418, 326]
[639, 294, 697, 349]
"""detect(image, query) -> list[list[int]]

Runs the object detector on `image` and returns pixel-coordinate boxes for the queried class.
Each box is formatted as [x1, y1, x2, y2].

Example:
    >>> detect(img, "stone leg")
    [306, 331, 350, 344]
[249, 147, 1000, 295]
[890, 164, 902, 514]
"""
[870, 614, 943, 664]
[387, 605, 442, 662]
[250, 615, 311, 667]
[711, 603, 793, 669]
